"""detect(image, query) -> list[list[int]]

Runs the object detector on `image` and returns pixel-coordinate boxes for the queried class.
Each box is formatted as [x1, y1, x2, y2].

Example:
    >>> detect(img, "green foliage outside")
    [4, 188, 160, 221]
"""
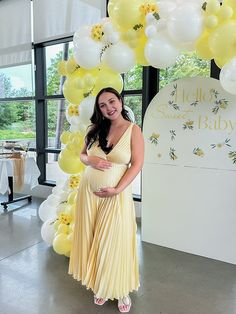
[160, 51, 211, 89]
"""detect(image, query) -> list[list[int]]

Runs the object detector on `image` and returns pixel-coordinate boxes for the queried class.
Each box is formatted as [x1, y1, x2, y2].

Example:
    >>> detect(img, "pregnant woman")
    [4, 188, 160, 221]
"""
[68, 87, 144, 313]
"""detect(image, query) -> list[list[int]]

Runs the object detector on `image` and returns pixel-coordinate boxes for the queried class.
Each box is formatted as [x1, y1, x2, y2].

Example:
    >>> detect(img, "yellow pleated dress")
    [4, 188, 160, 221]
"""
[68, 123, 139, 300]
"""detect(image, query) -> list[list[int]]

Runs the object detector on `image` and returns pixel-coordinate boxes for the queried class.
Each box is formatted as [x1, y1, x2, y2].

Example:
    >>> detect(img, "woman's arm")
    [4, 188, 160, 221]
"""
[94, 124, 144, 197]
[115, 124, 144, 193]
[80, 144, 112, 170]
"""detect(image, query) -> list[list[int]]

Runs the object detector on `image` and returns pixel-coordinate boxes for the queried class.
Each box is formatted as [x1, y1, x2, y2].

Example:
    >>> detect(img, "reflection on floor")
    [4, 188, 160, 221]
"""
[1, 196, 236, 314]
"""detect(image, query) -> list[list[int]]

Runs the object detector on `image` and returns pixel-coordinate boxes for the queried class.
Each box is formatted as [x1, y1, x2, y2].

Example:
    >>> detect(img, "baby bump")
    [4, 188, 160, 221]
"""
[85, 164, 127, 192]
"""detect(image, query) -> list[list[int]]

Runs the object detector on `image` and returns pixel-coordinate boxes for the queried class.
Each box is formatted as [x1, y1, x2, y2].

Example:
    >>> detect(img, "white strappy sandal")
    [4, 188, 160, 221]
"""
[94, 295, 107, 306]
[118, 295, 132, 313]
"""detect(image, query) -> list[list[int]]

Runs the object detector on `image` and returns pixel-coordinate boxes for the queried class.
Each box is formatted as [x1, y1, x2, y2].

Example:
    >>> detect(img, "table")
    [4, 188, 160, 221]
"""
[0, 157, 40, 212]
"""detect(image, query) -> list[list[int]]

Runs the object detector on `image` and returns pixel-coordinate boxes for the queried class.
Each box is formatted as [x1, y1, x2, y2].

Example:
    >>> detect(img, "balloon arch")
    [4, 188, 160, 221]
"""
[40, 0, 236, 256]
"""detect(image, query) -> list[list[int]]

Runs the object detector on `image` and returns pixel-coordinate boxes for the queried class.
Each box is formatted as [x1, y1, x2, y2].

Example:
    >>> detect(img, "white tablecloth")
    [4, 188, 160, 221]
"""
[0, 157, 40, 195]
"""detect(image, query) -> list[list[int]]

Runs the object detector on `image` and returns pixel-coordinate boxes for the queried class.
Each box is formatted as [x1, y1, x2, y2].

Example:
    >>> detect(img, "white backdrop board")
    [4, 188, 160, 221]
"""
[142, 77, 236, 264]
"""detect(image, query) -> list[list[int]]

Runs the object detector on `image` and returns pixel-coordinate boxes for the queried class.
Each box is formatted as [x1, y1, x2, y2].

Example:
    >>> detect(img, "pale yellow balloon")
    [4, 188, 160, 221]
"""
[195, 31, 213, 60]
[135, 35, 149, 66]
[205, 0, 221, 15]
[53, 220, 60, 231]
[58, 150, 85, 174]
[208, 20, 236, 65]
[67, 191, 78, 205]
[66, 57, 78, 74]
[63, 78, 84, 104]
[214, 57, 227, 69]
[53, 234, 71, 255]
[57, 223, 69, 234]
[204, 15, 218, 28]
[108, 0, 144, 31]
[92, 67, 123, 95]
[218, 5, 233, 20]
[224, 0, 236, 18]
[57, 60, 67, 76]
[60, 131, 71, 144]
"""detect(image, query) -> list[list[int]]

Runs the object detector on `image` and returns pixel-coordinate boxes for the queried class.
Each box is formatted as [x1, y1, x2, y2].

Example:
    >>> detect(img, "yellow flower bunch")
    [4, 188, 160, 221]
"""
[91, 24, 104, 41]
[139, 3, 158, 15]
[193, 147, 204, 157]
[185, 120, 194, 127]
[219, 100, 228, 109]
[58, 212, 72, 225]
[67, 104, 79, 116]
[69, 175, 81, 189]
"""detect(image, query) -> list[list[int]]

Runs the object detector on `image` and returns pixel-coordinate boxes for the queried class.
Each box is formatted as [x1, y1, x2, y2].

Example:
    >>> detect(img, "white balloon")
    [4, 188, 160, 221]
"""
[41, 217, 57, 246]
[144, 33, 180, 69]
[73, 26, 91, 48]
[52, 186, 64, 195]
[107, 32, 120, 44]
[145, 25, 157, 38]
[47, 194, 61, 207]
[157, 1, 177, 18]
[220, 57, 236, 95]
[38, 200, 57, 222]
[79, 96, 95, 126]
[167, 4, 203, 44]
[103, 41, 136, 73]
[56, 203, 68, 215]
[70, 115, 80, 126]
[74, 37, 103, 69]
[124, 105, 135, 123]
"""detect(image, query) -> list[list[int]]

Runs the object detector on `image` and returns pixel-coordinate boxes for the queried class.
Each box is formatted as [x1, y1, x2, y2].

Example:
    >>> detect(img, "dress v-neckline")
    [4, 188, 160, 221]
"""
[106, 123, 132, 155]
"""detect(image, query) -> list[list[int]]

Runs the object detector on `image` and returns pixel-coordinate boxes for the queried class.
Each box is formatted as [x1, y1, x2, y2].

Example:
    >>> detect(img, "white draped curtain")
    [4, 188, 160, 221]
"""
[0, 0, 32, 68]
[0, 0, 106, 68]
[33, 0, 106, 43]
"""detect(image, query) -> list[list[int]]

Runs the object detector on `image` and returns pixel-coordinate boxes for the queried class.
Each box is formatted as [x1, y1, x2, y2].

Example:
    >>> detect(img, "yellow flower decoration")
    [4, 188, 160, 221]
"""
[58, 212, 72, 225]
[193, 147, 205, 157]
[139, 3, 158, 15]
[91, 24, 104, 41]
[69, 175, 81, 189]
[149, 132, 160, 145]
[67, 104, 79, 117]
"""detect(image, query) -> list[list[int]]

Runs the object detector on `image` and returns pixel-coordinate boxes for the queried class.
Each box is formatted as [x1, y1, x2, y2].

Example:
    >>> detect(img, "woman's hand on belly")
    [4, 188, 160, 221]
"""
[93, 187, 119, 198]
[88, 156, 112, 170]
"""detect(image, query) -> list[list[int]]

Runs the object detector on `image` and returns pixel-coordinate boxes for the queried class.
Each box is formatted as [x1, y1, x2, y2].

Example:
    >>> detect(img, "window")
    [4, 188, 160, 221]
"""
[0, 63, 35, 151]
[159, 51, 211, 89]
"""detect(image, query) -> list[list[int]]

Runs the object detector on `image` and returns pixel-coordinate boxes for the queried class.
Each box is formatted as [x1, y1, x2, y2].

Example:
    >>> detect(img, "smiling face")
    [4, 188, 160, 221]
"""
[98, 92, 123, 121]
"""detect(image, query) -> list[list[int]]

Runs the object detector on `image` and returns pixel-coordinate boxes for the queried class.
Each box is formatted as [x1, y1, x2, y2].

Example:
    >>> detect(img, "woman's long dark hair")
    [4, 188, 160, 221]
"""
[85, 87, 131, 153]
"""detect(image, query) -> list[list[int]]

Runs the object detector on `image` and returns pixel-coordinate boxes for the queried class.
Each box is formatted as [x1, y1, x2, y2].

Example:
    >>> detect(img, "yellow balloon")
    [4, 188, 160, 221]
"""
[195, 31, 213, 60]
[218, 5, 233, 20]
[57, 60, 67, 76]
[53, 220, 60, 231]
[66, 57, 78, 74]
[67, 191, 78, 205]
[92, 67, 123, 95]
[53, 234, 71, 255]
[108, 0, 144, 31]
[208, 20, 236, 65]
[57, 223, 69, 234]
[204, 15, 218, 28]
[60, 131, 71, 144]
[58, 150, 85, 174]
[205, 0, 221, 15]
[213, 57, 226, 69]
[135, 35, 149, 66]
[63, 78, 84, 104]
[224, 0, 236, 18]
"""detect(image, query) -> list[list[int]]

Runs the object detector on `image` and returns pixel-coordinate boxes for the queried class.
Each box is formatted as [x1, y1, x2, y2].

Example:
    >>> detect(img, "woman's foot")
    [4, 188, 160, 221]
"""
[94, 295, 107, 306]
[118, 295, 132, 313]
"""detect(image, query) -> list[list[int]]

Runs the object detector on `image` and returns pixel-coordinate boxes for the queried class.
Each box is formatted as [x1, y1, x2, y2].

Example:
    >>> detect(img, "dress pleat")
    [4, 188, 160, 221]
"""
[68, 123, 140, 300]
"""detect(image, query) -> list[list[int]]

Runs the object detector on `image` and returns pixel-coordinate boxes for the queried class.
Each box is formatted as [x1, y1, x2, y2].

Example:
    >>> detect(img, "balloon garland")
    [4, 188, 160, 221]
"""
[40, 0, 236, 256]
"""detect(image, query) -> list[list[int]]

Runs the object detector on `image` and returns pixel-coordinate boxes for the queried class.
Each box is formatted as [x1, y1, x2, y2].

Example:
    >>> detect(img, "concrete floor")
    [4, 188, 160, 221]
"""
[1, 196, 236, 314]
